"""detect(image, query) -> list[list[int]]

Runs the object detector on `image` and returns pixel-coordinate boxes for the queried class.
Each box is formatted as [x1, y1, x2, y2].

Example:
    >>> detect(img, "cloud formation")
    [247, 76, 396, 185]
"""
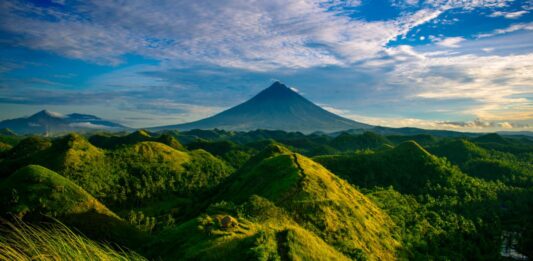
[0, 0, 531, 131]
[0, 0, 456, 70]
[489, 10, 528, 19]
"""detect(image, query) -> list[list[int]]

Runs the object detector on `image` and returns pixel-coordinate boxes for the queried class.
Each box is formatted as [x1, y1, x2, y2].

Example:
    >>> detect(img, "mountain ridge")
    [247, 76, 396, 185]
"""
[0, 110, 128, 134]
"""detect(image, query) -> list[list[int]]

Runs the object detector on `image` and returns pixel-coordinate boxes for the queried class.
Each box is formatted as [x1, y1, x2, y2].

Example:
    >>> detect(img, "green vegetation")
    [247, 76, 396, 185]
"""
[217, 144, 400, 260]
[0, 219, 146, 261]
[0, 165, 148, 250]
[330, 131, 392, 152]
[315, 139, 532, 260]
[0, 165, 116, 218]
[148, 196, 353, 260]
[0, 130, 531, 260]
[0, 142, 11, 153]
[187, 139, 253, 168]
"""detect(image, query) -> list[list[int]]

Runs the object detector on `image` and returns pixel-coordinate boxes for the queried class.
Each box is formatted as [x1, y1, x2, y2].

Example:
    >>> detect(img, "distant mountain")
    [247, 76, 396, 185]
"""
[0, 110, 128, 135]
[152, 81, 371, 133]
[0, 128, 17, 136]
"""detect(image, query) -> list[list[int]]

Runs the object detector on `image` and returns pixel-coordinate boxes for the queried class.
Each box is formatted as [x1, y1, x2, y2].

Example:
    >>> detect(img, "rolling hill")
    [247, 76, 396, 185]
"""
[0, 165, 148, 249]
[214, 144, 400, 260]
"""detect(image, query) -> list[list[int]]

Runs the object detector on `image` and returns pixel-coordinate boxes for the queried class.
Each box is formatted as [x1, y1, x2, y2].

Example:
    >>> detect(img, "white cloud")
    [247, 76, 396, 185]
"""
[0, 0, 446, 70]
[382, 45, 533, 123]
[69, 122, 119, 129]
[477, 22, 533, 38]
[489, 10, 528, 19]
[2, 0, 516, 70]
[0, 0, 530, 129]
[321, 109, 531, 131]
[436, 37, 465, 48]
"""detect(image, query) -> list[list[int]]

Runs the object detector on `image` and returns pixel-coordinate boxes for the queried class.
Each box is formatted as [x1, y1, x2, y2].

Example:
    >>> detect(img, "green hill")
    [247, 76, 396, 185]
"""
[315, 141, 505, 259]
[386, 134, 439, 146]
[330, 131, 391, 151]
[0, 136, 52, 176]
[316, 141, 452, 194]
[473, 133, 508, 144]
[0, 165, 147, 249]
[186, 139, 253, 169]
[156, 133, 187, 151]
[0, 165, 116, 218]
[46, 134, 114, 196]
[429, 139, 532, 187]
[148, 196, 352, 260]
[0, 142, 12, 153]
[1, 133, 232, 206]
[0, 134, 116, 198]
[429, 139, 489, 166]
[89, 130, 152, 149]
[215, 144, 400, 260]
[110, 141, 233, 203]
[89, 130, 186, 151]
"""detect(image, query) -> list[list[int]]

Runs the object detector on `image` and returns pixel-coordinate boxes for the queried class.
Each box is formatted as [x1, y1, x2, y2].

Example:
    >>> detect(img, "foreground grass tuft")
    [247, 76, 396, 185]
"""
[0, 219, 146, 261]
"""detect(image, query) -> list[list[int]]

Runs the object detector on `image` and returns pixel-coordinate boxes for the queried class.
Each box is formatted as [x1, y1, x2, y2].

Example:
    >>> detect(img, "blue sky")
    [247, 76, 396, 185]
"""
[0, 0, 532, 131]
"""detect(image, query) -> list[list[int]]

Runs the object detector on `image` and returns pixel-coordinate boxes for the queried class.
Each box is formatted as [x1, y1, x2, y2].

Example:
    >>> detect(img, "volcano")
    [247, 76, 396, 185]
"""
[153, 81, 371, 133]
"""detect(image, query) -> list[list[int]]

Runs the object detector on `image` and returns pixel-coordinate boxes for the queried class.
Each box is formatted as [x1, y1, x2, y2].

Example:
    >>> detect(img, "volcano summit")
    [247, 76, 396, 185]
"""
[153, 82, 371, 133]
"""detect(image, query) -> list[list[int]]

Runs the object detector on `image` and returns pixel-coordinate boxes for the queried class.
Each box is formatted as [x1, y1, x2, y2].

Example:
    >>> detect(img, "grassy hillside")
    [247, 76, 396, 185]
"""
[0, 142, 12, 153]
[0, 133, 233, 206]
[89, 130, 186, 151]
[330, 131, 392, 151]
[0, 165, 148, 250]
[314, 141, 511, 259]
[110, 142, 233, 206]
[430, 139, 533, 187]
[148, 196, 352, 260]
[0, 136, 52, 176]
[315, 141, 448, 194]
[216, 144, 400, 260]
[0, 130, 531, 260]
[0, 134, 118, 198]
[0, 165, 115, 218]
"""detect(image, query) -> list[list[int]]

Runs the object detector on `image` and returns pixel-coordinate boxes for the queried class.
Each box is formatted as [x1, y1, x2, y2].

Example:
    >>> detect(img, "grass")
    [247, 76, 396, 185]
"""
[217, 144, 400, 260]
[148, 196, 353, 260]
[0, 164, 151, 252]
[0, 164, 116, 218]
[0, 219, 146, 261]
[0, 142, 12, 153]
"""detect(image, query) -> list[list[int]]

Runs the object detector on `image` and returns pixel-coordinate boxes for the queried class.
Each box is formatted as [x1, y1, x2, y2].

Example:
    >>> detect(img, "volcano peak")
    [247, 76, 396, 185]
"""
[153, 82, 371, 133]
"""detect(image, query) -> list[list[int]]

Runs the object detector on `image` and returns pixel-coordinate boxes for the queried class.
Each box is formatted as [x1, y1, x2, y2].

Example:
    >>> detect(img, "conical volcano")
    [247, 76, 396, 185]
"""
[153, 82, 371, 133]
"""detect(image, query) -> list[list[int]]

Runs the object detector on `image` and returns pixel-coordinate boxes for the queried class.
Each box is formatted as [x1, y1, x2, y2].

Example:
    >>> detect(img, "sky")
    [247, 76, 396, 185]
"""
[0, 0, 532, 132]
